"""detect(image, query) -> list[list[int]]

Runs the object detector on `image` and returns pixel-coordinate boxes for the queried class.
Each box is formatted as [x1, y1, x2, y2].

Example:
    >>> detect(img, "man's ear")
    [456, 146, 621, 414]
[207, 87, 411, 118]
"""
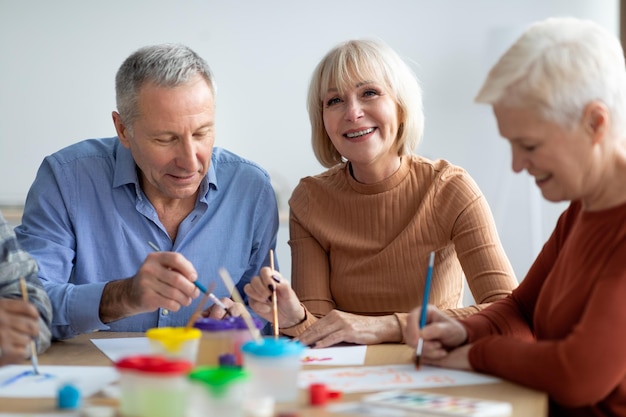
[112, 111, 131, 148]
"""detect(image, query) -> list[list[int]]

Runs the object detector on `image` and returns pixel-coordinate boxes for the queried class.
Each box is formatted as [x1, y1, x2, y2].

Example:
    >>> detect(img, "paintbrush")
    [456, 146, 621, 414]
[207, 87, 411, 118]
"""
[19, 277, 40, 375]
[147, 241, 231, 317]
[218, 267, 262, 342]
[185, 282, 215, 329]
[269, 249, 279, 338]
[415, 251, 435, 369]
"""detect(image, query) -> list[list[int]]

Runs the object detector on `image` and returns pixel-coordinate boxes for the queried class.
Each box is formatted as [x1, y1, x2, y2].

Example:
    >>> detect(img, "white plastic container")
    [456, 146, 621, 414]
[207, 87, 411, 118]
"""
[115, 355, 193, 417]
[187, 366, 249, 417]
[241, 337, 305, 403]
[146, 326, 201, 365]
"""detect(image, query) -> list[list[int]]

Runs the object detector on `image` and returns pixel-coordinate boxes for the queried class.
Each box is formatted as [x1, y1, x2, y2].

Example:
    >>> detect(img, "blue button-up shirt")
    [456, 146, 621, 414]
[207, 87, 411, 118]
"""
[15, 138, 279, 340]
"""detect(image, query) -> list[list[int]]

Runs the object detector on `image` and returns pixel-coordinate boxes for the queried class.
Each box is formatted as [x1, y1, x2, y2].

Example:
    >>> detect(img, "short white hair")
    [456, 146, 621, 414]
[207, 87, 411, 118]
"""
[476, 17, 626, 133]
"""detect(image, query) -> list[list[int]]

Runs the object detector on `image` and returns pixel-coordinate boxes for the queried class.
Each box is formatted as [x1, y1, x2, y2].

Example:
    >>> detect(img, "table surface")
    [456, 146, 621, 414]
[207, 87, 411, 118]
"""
[2, 332, 548, 416]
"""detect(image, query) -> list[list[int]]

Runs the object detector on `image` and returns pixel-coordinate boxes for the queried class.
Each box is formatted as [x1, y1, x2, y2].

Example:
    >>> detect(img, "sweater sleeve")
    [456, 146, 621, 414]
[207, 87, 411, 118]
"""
[279, 304, 319, 338]
[435, 169, 518, 318]
[469, 257, 626, 407]
[285, 182, 334, 335]
[464, 203, 626, 407]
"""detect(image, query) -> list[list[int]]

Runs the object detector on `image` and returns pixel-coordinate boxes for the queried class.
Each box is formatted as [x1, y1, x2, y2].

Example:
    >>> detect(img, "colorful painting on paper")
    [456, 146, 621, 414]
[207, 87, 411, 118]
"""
[298, 364, 501, 393]
[0, 365, 118, 398]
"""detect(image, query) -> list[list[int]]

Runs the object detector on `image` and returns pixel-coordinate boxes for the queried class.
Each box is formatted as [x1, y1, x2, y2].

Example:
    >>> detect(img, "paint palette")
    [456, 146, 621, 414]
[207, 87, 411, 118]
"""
[361, 390, 512, 416]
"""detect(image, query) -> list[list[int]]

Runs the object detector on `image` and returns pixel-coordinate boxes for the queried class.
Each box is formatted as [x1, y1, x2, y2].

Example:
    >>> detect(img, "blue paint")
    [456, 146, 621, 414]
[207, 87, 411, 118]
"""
[0, 370, 54, 387]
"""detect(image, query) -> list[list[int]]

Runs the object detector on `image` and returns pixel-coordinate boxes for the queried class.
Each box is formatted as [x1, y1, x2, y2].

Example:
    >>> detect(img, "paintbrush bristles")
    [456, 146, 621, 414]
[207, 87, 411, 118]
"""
[415, 338, 424, 369]
[414, 355, 421, 369]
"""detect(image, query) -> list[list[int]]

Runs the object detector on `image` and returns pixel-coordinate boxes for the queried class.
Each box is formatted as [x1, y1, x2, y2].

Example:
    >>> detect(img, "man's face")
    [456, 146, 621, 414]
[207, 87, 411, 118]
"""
[114, 74, 215, 206]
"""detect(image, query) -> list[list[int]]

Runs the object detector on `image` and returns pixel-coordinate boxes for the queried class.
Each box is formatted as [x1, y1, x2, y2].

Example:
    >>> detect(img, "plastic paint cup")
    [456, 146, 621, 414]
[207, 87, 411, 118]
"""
[241, 337, 305, 403]
[115, 355, 193, 417]
[194, 316, 264, 366]
[187, 366, 249, 417]
[146, 327, 201, 365]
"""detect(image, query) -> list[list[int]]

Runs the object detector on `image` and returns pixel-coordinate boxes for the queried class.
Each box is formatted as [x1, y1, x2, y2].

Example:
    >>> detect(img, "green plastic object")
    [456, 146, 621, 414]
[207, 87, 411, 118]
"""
[189, 366, 248, 397]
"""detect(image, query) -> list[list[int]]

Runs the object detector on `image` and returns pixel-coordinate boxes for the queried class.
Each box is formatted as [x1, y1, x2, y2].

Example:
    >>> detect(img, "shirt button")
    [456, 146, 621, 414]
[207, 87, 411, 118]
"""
[161, 309, 169, 316]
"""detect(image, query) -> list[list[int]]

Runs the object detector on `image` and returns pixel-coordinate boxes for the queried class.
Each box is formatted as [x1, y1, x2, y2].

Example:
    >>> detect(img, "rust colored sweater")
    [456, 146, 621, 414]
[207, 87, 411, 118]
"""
[465, 201, 626, 416]
[283, 155, 517, 338]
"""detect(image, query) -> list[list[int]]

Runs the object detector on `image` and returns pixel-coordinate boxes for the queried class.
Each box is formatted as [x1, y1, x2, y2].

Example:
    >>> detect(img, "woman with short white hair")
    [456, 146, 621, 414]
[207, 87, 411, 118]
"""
[404, 17, 626, 416]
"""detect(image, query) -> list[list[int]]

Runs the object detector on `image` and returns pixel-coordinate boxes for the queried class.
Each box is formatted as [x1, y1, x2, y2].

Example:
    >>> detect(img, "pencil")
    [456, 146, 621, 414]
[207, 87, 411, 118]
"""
[415, 251, 435, 369]
[18, 277, 40, 375]
[269, 249, 279, 338]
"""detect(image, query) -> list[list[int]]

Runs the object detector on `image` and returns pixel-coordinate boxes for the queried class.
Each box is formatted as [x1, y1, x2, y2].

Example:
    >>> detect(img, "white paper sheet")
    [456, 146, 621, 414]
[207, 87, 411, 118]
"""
[90, 337, 151, 362]
[0, 365, 118, 398]
[91, 337, 367, 366]
[298, 364, 502, 393]
[301, 345, 367, 366]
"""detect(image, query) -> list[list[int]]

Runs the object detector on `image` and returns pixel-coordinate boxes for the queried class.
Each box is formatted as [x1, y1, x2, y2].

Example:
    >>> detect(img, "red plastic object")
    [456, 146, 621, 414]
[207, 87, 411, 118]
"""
[309, 383, 342, 406]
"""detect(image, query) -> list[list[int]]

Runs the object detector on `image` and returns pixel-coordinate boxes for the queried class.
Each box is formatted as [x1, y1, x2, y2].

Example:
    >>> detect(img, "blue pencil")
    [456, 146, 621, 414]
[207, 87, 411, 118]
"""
[415, 250, 435, 368]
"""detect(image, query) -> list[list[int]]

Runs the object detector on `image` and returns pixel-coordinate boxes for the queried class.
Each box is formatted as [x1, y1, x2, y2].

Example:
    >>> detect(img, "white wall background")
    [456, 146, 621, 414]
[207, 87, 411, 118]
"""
[0, 0, 619, 301]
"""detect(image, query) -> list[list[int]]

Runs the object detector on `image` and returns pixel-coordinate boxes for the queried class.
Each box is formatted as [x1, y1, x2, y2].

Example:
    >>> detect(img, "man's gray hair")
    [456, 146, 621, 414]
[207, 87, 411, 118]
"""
[115, 43, 215, 130]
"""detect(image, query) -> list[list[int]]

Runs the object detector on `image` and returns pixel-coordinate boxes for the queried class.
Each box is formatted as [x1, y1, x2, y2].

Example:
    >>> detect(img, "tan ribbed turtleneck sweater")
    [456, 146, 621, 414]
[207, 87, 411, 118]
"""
[282, 155, 517, 338]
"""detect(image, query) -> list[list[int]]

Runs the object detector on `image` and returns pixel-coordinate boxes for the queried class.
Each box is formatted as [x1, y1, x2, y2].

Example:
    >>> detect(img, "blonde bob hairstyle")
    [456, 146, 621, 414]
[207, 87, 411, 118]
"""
[307, 39, 424, 168]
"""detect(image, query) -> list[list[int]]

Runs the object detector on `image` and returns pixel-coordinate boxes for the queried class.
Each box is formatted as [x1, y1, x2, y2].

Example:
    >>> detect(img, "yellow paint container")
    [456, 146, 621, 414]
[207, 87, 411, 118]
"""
[146, 327, 201, 365]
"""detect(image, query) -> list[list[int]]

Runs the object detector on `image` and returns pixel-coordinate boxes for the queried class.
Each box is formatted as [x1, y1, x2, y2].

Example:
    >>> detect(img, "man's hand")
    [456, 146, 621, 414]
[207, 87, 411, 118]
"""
[99, 251, 200, 323]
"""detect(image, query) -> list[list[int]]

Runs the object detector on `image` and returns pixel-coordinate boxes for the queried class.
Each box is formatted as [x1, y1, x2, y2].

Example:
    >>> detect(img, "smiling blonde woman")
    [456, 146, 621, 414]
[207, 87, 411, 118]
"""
[245, 39, 518, 348]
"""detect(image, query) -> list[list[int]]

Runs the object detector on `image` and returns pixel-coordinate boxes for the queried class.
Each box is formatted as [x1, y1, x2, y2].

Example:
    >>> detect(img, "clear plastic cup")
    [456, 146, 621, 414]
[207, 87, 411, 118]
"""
[146, 327, 201, 364]
[194, 316, 263, 366]
[187, 366, 249, 417]
[241, 337, 305, 403]
[115, 355, 193, 417]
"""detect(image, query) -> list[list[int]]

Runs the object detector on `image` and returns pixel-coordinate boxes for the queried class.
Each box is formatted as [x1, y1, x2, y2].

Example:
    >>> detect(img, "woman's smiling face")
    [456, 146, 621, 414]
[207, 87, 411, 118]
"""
[494, 103, 596, 204]
[322, 77, 400, 183]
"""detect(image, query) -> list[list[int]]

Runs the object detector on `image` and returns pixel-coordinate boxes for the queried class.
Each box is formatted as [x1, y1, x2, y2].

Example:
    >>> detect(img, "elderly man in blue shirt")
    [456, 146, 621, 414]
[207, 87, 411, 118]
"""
[15, 44, 279, 340]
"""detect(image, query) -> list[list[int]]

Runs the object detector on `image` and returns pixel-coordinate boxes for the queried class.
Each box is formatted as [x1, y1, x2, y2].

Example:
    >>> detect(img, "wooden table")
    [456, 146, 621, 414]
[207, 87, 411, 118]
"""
[3, 332, 548, 416]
